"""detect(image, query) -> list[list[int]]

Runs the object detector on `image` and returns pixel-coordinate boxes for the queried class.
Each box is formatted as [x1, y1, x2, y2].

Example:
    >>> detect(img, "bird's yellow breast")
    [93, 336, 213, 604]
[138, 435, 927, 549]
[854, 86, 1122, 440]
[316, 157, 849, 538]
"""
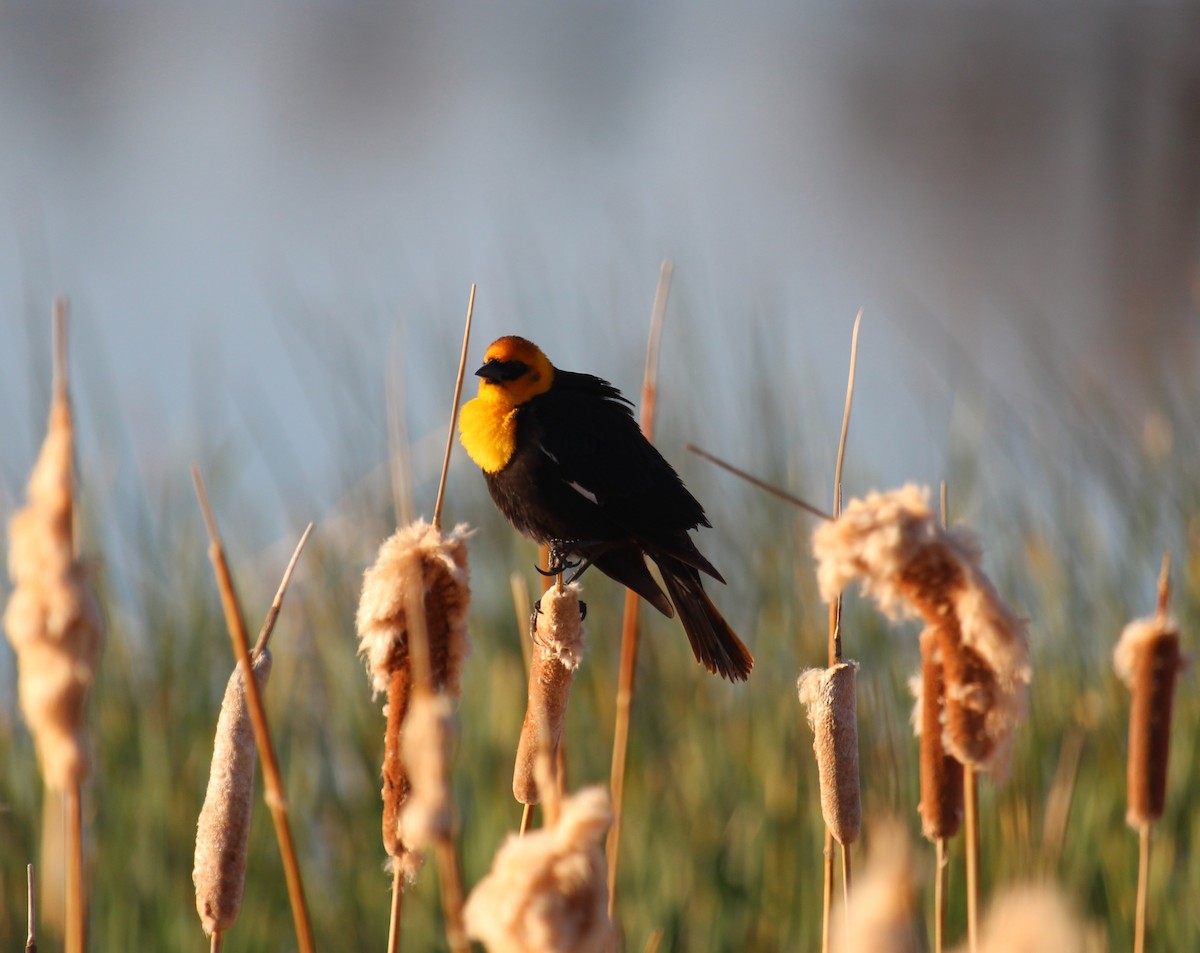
[459, 395, 519, 474]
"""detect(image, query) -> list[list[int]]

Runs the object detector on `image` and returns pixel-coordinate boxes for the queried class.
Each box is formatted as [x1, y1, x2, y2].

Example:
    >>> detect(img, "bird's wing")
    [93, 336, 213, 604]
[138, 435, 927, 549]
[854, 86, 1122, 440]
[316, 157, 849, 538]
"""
[525, 372, 708, 532]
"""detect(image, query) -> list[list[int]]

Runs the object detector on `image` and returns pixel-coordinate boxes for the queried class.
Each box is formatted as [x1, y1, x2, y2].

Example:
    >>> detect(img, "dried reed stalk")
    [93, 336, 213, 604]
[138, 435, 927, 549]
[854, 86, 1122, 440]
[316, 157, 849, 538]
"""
[608, 260, 671, 915]
[514, 583, 586, 805]
[193, 650, 274, 936]
[26, 864, 37, 953]
[818, 310, 862, 952]
[798, 662, 862, 846]
[464, 783, 616, 953]
[192, 470, 315, 953]
[3, 301, 102, 953]
[191, 521, 311, 945]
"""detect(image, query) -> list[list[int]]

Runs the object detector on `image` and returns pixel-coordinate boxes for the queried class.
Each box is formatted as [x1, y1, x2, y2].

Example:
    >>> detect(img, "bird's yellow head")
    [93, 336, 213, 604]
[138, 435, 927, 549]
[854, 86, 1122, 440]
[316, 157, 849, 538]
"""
[472, 335, 555, 405]
[459, 336, 555, 473]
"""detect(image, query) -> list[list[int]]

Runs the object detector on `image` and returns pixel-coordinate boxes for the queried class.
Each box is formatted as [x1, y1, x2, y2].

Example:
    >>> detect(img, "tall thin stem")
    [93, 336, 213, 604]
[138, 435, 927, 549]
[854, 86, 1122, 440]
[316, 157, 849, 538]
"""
[608, 259, 672, 916]
[934, 837, 947, 953]
[64, 784, 83, 953]
[433, 285, 476, 530]
[1134, 824, 1150, 953]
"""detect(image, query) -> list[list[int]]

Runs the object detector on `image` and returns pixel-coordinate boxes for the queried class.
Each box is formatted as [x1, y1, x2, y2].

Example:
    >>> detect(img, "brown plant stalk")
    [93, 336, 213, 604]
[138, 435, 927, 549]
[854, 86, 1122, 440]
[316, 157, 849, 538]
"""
[192, 469, 316, 953]
[608, 258, 671, 916]
[192, 523, 311, 943]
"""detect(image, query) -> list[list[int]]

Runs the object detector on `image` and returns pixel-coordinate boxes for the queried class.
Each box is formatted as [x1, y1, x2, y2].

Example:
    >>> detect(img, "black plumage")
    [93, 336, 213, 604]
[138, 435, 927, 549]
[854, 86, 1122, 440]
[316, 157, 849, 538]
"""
[462, 338, 753, 681]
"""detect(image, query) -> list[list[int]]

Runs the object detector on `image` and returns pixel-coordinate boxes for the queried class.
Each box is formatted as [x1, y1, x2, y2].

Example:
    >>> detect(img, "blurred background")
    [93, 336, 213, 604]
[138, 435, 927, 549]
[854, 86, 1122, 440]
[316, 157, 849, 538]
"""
[1, 4, 1198, 950]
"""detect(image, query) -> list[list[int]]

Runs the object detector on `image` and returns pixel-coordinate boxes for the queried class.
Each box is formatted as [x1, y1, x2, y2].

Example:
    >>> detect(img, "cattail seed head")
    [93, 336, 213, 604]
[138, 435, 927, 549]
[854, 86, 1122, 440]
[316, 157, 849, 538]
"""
[3, 389, 104, 792]
[464, 785, 615, 953]
[798, 661, 862, 845]
[912, 629, 964, 841]
[356, 519, 472, 873]
[812, 485, 1030, 777]
[513, 583, 585, 805]
[193, 650, 273, 936]
[356, 519, 472, 697]
[1114, 616, 1183, 828]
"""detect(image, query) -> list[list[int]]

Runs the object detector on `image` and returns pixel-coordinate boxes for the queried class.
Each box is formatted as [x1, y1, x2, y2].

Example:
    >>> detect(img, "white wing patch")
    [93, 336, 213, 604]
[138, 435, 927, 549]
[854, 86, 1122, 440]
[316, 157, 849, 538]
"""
[567, 480, 599, 505]
[536, 439, 560, 464]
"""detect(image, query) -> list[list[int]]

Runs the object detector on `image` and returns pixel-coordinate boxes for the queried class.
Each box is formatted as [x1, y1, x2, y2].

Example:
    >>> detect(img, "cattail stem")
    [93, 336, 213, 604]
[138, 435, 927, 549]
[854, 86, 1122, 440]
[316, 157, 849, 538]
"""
[964, 764, 980, 953]
[65, 781, 84, 953]
[433, 285, 475, 530]
[210, 933, 223, 953]
[1134, 824, 1150, 953]
[934, 838, 947, 953]
[387, 867, 403, 953]
[26, 863, 37, 953]
[816, 313, 862, 951]
[821, 830, 834, 953]
[608, 261, 671, 916]
[192, 469, 315, 953]
[686, 444, 832, 521]
[435, 840, 470, 953]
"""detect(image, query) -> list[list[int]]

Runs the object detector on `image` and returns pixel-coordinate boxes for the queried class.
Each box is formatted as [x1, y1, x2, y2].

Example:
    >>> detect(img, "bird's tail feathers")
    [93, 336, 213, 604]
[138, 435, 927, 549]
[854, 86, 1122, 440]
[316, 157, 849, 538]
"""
[659, 559, 753, 681]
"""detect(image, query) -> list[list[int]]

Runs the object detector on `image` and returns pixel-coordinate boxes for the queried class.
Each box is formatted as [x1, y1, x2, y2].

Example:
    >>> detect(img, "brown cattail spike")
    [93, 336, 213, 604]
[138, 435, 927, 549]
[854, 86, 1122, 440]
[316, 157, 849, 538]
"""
[464, 785, 616, 953]
[356, 519, 473, 698]
[913, 629, 964, 841]
[380, 667, 422, 878]
[193, 650, 273, 936]
[513, 583, 586, 805]
[1114, 616, 1183, 828]
[798, 661, 862, 846]
[356, 519, 473, 877]
[812, 485, 1031, 777]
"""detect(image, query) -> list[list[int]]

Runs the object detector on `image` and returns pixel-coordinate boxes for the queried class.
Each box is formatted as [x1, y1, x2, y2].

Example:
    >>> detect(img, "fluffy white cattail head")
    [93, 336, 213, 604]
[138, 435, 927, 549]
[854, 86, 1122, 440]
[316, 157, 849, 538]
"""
[3, 388, 104, 791]
[813, 485, 1031, 777]
[356, 519, 472, 696]
[464, 785, 615, 953]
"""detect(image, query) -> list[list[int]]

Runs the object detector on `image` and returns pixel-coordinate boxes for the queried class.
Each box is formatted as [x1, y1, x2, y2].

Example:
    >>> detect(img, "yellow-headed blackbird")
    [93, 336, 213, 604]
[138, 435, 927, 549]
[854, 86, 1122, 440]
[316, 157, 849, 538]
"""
[459, 335, 753, 681]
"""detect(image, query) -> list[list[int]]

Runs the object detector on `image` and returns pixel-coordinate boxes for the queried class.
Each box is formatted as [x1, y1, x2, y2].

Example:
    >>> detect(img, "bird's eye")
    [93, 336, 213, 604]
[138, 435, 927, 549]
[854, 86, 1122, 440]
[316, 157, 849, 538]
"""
[480, 359, 530, 382]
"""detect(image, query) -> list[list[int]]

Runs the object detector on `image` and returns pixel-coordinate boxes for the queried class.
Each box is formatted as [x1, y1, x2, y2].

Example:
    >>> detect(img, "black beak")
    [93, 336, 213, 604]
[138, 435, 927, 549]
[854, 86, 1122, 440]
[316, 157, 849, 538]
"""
[476, 358, 529, 383]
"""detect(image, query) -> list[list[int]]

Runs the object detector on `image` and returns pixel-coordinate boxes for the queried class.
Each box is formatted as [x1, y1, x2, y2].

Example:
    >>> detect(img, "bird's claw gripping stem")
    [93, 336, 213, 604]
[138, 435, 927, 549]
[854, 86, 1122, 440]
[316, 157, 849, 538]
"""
[536, 539, 583, 578]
